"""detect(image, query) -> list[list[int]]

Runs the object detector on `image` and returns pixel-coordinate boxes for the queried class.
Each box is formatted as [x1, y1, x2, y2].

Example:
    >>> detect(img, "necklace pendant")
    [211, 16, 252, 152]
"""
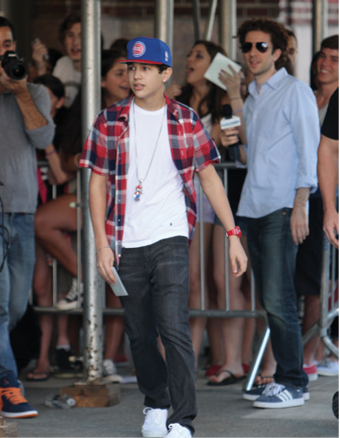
[133, 183, 143, 201]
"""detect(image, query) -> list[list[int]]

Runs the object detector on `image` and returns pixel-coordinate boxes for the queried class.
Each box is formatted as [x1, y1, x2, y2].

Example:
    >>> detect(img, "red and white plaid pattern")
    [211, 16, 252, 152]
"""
[80, 94, 220, 260]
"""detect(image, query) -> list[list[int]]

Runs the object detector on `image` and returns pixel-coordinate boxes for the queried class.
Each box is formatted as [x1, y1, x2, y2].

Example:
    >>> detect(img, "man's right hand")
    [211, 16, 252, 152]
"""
[96, 246, 117, 284]
[323, 208, 339, 249]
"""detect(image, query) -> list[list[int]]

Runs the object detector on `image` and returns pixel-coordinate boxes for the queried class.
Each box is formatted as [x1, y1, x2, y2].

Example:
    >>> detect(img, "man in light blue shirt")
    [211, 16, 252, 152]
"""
[226, 18, 319, 408]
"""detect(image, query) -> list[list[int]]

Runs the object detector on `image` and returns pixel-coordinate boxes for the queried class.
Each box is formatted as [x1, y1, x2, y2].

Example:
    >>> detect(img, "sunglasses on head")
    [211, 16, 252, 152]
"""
[241, 42, 269, 53]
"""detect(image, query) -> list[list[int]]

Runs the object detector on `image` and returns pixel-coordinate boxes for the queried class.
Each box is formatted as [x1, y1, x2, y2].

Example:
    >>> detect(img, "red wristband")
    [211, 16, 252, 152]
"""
[226, 226, 242, 238]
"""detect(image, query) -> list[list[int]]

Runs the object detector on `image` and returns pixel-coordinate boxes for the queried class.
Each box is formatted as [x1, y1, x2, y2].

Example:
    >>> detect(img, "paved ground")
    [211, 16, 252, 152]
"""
[8, 366, 339, 437]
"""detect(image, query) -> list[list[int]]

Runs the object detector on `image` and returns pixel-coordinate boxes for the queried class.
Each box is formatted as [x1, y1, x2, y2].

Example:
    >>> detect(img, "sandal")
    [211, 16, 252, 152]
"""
[207, 369, 245, 386]
[27, 370, 50, 382]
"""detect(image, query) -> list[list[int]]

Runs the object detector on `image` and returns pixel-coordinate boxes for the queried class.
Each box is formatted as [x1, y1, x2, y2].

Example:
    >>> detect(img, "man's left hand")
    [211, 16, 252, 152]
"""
[290, 205, 309, 245]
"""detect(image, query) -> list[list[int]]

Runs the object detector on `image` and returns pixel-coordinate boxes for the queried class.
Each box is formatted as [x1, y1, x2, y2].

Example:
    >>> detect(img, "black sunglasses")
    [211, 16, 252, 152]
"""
[241, 42, 269, 54]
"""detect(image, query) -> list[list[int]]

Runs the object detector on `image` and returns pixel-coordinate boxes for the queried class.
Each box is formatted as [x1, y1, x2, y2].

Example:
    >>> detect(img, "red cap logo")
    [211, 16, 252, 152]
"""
[132, 42, 146, 57]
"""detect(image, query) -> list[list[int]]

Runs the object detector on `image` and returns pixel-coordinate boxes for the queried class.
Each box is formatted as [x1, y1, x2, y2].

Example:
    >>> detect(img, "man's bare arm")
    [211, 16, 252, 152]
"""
[290, 187, 310, 245]
[89, 172, 117, 284]
[317, 134, 339, 248]
[197, 164, 247, 277]
[0, 64, 47, 130]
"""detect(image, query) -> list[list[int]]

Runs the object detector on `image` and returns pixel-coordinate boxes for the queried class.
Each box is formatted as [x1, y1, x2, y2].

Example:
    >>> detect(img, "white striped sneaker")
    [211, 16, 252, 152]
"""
[253, 382, 305, 409]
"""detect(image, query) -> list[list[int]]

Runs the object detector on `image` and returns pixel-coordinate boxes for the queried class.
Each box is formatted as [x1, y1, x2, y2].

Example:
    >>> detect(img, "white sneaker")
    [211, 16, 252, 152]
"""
[141, 407, 168, 437]
[165, 423, 192, 438]
[316, 358, 339, 376]
[102, 359, 122, 383]
[57, 278, 83, 310]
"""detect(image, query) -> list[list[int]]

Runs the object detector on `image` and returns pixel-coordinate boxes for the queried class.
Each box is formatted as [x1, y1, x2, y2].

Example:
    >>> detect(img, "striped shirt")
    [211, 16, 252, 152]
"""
[80, 94, 220, 259]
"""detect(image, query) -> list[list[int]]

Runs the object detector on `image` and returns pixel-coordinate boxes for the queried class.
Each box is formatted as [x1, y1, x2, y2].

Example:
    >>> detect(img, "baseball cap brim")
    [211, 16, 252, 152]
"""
[117, 59, 164, 65]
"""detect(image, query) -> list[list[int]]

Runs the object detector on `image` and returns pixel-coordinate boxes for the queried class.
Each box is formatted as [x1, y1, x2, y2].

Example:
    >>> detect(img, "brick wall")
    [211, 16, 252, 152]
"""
[32, 0, 338, 85]
[33, 0, 280, 19]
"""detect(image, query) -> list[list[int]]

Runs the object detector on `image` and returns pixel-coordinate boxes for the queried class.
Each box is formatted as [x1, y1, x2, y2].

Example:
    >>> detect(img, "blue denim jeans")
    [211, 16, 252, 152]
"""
[0, 213, 35, 378]
[247, 208, 308, 388]
[119, 237, 197, 434]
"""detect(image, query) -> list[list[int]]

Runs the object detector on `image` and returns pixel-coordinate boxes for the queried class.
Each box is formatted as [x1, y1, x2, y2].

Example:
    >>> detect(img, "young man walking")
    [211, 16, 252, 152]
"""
[80, 37, 247, 437]
[221, 19, 320, 408]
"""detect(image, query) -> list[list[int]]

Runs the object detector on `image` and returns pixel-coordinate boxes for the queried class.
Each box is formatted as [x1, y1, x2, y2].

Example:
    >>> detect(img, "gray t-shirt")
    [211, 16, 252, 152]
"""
[0, 83, 55, 213]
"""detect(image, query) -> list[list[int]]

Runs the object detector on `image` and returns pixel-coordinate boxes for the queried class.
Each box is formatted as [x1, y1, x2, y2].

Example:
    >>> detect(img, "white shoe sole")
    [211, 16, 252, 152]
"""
[1, 409, 38, 418]
[243, 393, 260, 401]
[244, 392, 310, 401]
[254, 398, 305, 408]
[103, 374, 123, 383]
[141, 428, 168, 437]
[307, 373, 318, 381]
[317, 370, 339, 376]
[57, 301, 82, 310]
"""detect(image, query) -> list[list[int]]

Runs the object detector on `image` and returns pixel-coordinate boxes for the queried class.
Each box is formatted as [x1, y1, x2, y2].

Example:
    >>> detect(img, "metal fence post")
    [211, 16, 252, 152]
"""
[81, 0, 103, 381]
[192, 0, 202, 41]
[319, 234, 339, 358]
[312, 0, 328, 54]
[203, 0, 218, 41]
[154, 0, 174, 52]
[219, 0, 237, 59]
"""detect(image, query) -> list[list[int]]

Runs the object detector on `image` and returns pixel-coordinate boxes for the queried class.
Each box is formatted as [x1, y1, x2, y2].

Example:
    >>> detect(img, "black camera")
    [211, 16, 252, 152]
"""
[0, 50, 27, 80]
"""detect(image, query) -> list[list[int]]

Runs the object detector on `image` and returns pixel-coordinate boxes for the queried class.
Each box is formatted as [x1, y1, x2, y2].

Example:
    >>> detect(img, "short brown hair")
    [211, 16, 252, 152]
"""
[321, 35, 339, 51]
[237, 18, 288, 70]
[58, 13, 81, 45]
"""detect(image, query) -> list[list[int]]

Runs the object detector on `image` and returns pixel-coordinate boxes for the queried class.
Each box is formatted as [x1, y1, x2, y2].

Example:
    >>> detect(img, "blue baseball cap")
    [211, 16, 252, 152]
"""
[118, 37, 172, 67]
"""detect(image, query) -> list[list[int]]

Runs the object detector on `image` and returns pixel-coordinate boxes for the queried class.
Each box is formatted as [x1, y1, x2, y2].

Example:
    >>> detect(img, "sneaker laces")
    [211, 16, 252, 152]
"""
[143, 408, 164, 427]
[262, 382, 285, 396]
[319, 357, 337, 368]
[65, 279, 83, 301]
[2, 388, 27, 405]
[168, 424, 181, 431]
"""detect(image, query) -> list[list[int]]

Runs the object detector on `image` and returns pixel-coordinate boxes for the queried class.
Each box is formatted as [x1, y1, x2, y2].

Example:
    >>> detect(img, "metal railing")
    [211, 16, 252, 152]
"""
[33, 161, 268, 390]
[302, 236, 339, 359]
[33, 160, 338, 389]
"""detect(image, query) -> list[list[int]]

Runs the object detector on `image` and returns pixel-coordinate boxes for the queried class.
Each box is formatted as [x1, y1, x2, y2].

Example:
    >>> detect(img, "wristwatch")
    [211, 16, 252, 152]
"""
[226, 226, 242, 238]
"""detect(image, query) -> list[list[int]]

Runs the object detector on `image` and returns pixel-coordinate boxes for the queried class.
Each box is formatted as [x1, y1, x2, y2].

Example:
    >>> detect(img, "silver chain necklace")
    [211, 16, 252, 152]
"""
[133, 98, 167, 201]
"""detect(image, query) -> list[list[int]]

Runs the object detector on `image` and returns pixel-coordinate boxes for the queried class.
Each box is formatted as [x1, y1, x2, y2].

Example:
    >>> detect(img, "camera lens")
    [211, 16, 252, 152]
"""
[8, 62, 27, 80]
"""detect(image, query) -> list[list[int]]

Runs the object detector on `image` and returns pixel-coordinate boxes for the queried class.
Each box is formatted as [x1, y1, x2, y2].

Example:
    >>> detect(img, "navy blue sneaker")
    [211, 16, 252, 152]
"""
[253, 382, 305, 408]
[0, 373, 38, 418]
[243, 382, 310, 401]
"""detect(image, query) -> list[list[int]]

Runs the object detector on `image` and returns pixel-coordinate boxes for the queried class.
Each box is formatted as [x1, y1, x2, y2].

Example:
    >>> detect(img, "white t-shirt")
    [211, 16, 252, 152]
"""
[122, 102, 188, 248]
[53, 56, 81, 108]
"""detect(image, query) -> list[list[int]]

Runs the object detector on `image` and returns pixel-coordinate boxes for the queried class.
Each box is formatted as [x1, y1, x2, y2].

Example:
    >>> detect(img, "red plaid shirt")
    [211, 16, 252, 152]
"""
[80, 94, 220, 260]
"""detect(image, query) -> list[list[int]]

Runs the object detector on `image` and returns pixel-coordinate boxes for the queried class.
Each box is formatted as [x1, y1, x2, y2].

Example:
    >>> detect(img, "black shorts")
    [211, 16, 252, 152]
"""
[295, 197, 324, 296]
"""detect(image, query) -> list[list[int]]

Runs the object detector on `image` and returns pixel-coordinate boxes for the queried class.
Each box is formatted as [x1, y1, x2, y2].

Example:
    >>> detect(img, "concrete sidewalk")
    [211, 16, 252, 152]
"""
[10, 367, 339, 437]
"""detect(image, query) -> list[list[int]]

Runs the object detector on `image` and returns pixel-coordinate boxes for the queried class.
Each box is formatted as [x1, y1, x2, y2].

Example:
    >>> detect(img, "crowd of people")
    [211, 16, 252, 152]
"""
[0, 11, 338, 438]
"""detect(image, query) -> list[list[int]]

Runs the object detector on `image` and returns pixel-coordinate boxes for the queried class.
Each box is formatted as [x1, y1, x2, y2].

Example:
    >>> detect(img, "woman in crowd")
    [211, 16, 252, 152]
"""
[170, 40, 227, 370]
[29, 49, 130, 381]
[169, 42, 248, 382]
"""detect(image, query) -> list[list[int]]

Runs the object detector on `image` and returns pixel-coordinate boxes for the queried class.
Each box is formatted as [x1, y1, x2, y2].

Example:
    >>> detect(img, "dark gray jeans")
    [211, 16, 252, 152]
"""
[119, 236, 197, 434]
[247, 208, 308, 388]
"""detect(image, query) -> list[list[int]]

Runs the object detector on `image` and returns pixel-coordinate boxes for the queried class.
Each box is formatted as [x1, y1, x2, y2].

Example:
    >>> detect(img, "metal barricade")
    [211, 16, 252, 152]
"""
[302, 235, 339, 359]
[33, 161, 338, 389]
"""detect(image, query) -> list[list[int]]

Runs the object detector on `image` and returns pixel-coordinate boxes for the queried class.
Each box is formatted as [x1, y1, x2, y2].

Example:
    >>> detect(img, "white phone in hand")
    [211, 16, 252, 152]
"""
[110, 267, 129, 296]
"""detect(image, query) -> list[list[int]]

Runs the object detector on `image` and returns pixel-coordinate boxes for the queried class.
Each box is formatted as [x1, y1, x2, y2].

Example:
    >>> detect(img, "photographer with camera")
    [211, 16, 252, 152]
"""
[0, 17, 54, 418]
